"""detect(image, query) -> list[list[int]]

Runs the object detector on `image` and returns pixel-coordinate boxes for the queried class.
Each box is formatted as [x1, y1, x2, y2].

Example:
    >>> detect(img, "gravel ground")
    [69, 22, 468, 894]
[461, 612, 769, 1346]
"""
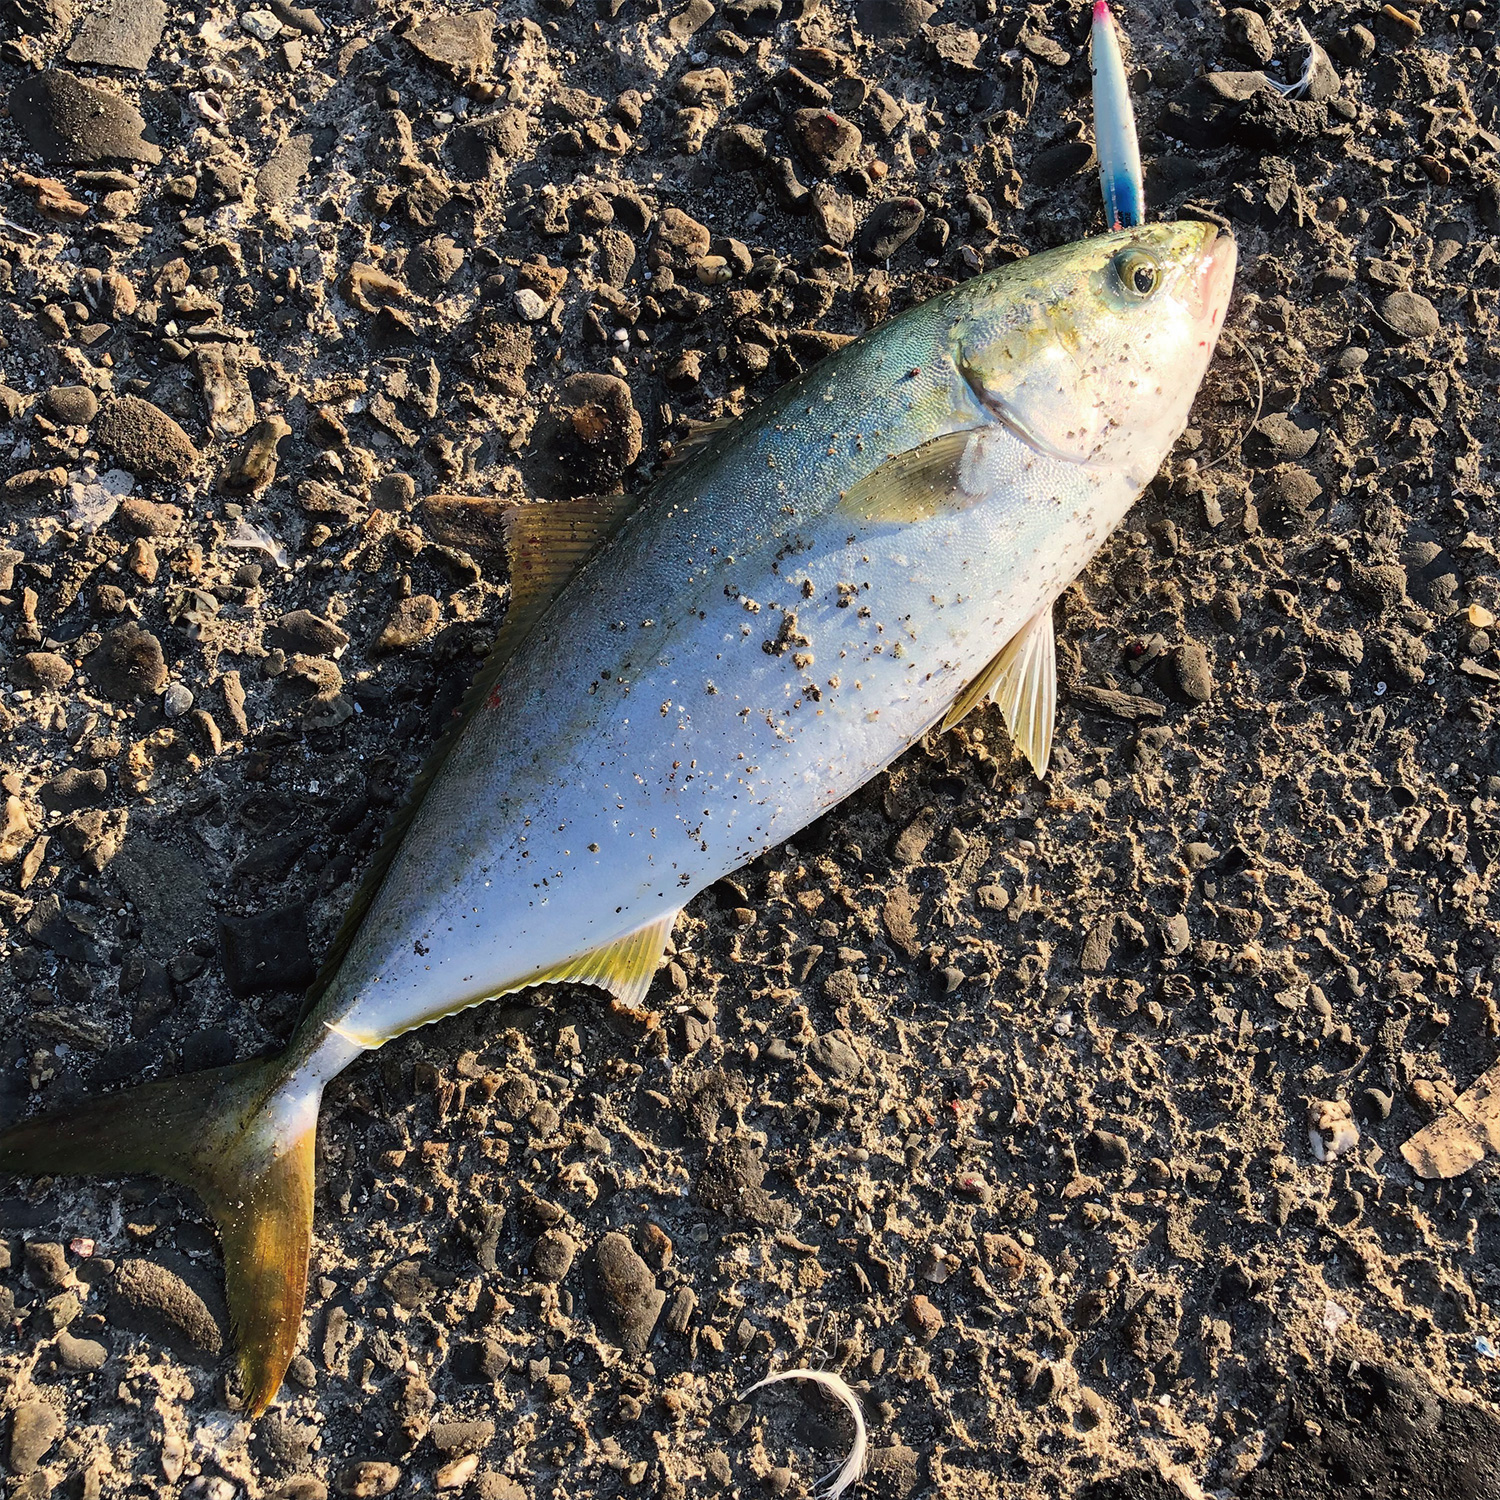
[1, 0, 1499, 1495]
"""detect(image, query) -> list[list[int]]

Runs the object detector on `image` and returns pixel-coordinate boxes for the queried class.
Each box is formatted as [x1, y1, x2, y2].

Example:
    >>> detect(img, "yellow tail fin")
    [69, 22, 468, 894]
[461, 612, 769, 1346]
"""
[0, 1058, 317, 1415]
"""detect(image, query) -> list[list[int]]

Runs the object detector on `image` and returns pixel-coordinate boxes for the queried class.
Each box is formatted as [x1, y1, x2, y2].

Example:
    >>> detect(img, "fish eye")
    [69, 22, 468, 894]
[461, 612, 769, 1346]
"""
[1111, 249, 1160, 300]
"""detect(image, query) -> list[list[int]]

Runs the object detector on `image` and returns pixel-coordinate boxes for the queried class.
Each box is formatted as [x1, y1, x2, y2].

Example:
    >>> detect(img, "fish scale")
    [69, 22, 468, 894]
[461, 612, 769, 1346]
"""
[0, 218, 1235, 1416]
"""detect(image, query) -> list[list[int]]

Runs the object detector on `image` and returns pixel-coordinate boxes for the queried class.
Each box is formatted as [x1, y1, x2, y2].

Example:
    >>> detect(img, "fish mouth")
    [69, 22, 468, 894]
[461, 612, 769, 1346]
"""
[1192, 226, 1237, 341]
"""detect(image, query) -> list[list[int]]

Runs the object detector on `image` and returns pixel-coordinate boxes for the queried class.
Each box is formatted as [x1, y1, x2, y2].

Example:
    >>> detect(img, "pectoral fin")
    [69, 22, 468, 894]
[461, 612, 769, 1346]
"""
[534, 909, 679, 1009]
[837, 430, 984, 525]
[942, 607, 1057, 778]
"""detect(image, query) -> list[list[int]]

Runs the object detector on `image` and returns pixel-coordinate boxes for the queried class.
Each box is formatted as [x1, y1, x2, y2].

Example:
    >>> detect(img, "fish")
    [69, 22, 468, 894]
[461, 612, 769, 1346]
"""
[1091, 0, 1145, 231]
[0, 219, 1236, 1414]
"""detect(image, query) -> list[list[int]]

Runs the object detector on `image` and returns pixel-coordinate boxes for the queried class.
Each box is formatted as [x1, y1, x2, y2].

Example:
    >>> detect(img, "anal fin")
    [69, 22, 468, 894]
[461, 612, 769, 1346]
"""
[532, 910, 679, 1010]
[942, 606, 1057, 778]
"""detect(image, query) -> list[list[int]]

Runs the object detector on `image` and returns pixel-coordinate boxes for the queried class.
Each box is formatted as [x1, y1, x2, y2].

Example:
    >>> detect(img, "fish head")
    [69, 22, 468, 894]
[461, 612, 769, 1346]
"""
[955, 221, 1236, 485]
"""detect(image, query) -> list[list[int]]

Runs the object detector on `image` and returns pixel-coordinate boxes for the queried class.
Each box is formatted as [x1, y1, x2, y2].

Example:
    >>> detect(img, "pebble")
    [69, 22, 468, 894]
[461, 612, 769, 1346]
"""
[903, 1293, 944, 1342]
[217, 905, 316, 996]
[513, 288, 549, 322]
[430, 1420, 495, 1455]
[162, 682, 193, 718]
[808, 1031, 861, 1080]
[1377, 290, 1440, 342]
[1252, 412, 1320, 462]
[589, 1232, 665, 1354]
[1171, 641, 1215, 703]
[110, 1257, 226, 1357]
[226, 415, 292, 494]
[55, 1328, 109, 1371]
[41, 768, 107, 813]
[120, 496, 183, 536]
[64, 0, 165, 68]
[271, 610, 350, 656]
[93, 396, 200, 482]
[8, 69, 162, 166]
[88, 622, 167, 701]
[810, 183, 856, 248]
[789, 108, 862, 176]
[854, 0, 935, 37]
[8, 1400, 61, 1475]
[335, 1462, 402, 1498]
[375, 594, 442, 652]
[531, 1229, 578, 1283]
[19, 651, 73, 691]
[240, 8, 282, 39]
[405, 11, 493, 81]
[542, 373, 642, 496]
[1224, 7, 1274, 64]
[45, 384, 98, 424]
[858, 196, 925, 262]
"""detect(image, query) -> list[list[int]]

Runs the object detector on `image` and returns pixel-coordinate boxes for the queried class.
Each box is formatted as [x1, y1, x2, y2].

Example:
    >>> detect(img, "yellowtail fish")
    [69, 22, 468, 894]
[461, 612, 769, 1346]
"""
[0, 221, 1235, 1413]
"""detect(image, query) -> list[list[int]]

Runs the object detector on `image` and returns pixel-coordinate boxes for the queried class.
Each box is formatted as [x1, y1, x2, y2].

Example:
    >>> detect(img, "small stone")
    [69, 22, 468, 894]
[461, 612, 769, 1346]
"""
[667, 0, 714, 39]
[1225, 7, 1274, 64]
[88, 622, 167, 701]
[789, 108, 861, 176]
[903, 1294, 943, 1342]
[162, 682, 193, 718]
[1032, 140, 1095, 187]
[430, 1420, 495, 1456]
[55, 1328, 108, 1371]
[240, 8, 282, 39]
[858, 196, 925, 262]
[1252, 412, 1319, 462]
[405, 10, 493, 81]
[41, 768, 107, 813]
[110, 1257, 226, 1358]
[270, 610, 349, 656]
[1377, 290, 1440, 342]
[9, 1400, 61, 1475]
[376, 595, 442, 652]
[531, 1229, 578, 1283]
[513, 288, 549, 322]
[810, 183, 856, 248]
[120, 496, 183, 536]
[19, 651, 73, 690]
[1358, 1087, 1394, 1122]
[590, 1232, 664, 1355]
[808, 1031, 861, 1080]
[854, 0, 934, 37]
[336, 1463, 402, 1499]
[1171, 641, 1214, 702]
[218, 906, 316, 996]
[94, 396, 199, 482]
[9, 69, 162, 166]
[435, 1456, 481, 1491]
[225, 415, 292, 494]
[537, 373, 642, 497]
[1332, 23, 1376, 63]
[45, 384, 97, 424]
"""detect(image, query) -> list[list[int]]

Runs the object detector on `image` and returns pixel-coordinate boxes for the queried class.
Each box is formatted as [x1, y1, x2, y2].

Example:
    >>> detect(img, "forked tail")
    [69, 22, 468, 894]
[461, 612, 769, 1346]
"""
[0, 1055, 319, 1415]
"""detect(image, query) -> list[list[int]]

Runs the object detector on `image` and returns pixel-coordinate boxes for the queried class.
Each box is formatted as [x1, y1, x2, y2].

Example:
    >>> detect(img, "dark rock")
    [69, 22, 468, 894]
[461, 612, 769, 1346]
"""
[694, 1138, 789, 1226]
[55, 1329, 108, 1371]
[858, 196, 924, 262]
[789, 108, 861, 176]
[45, 384, 97, 424]
[666, 0, 714, 40]
[721, 0, 780, 34]
[405, 10, 493, 81]
[269, 0, 324, 32]
[256, 133, 315, 208]
[88, 622, 167, 701]
[110, 840, 211, 959]
[535, 373, 642, 497]
[66, 0, 166, 70]
[218, 906, 315, 997]
[1252, 412, 1320, 462]
[808, 1031, 861, 1080]
[109, 1256, 226, 1360]
[589, 1232, 664, 1355]
[1377, 290, 1439, 342]
[718, 123, 767, 169]
[93, 396, 199, 481]
[409, 236, 464, 293]
[655, 206, 711, 259]
[58, 807, 128, 871]
[1231, 91, 1323, 151]
[597, 227, 636, 288]
[1224, 7, 1273, 64]
[269, 610, 350, 656]
[18, 651, 73, 690]
[1032, 140, 1095, 187]
[430, 1419, 495, 1455]
[41, 768, 107, 813]
[854, 0, 933, 37]
[866, 1446, 920, 1497]
[450, 1336, 509, 1383]
[1266, 466, 1324, 529]
[8, 70, 162, 166]
[531, 1229, 578, 1283]
[1171, 641, 1215, 703]
[254, 1413, 318, 1476]
[1330, 24, 1376, 65]
[119, 496, 183, 535]
[448, 109, 530, 179]
[928, 23, 981, 71]
[8, 1400, 61, 1475]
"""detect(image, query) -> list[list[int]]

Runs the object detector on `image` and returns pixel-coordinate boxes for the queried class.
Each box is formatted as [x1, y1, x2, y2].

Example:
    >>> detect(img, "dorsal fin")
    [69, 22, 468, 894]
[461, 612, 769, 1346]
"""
[298, 492, 642, 1019]
[942, 606, 1057, 778]
[659, 415, 737, 474]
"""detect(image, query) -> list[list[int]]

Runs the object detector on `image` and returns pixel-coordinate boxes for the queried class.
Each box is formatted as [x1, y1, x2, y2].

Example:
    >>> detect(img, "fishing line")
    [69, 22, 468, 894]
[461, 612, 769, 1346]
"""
[1196, 327, 1264, 475]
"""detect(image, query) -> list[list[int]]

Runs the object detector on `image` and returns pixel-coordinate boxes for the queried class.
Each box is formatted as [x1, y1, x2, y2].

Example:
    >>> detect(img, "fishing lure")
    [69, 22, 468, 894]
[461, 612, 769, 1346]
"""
[1091, 0, 1146, 230]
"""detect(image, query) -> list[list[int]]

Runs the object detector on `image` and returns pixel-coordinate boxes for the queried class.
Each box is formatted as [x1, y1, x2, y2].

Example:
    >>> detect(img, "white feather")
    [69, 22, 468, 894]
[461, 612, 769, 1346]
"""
[741, 1367, 869, 1500]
